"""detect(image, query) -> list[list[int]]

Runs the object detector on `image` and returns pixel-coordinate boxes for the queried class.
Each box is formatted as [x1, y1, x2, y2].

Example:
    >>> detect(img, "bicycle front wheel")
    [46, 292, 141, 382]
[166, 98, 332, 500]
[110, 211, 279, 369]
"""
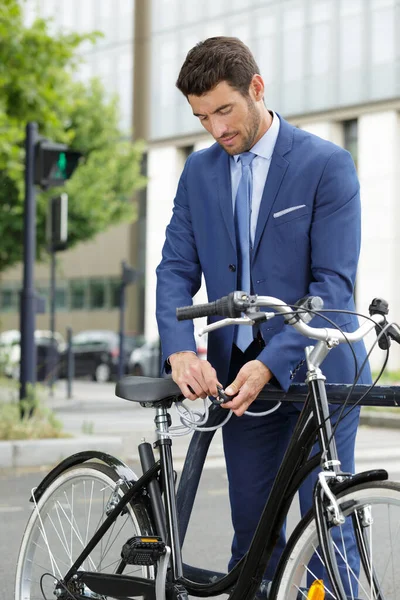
[15, 462, 156, 600]
[274, 480, 400, 600]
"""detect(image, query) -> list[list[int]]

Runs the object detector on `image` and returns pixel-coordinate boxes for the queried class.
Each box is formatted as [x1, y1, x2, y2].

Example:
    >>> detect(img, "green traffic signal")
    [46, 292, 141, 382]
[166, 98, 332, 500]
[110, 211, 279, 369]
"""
[34, 139, 82, 188]
[56, 152, 67, 179]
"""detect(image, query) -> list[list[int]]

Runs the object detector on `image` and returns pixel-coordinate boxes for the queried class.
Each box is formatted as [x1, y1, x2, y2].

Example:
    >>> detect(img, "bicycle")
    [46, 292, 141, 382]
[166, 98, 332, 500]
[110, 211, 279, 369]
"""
[14, 291, 400, 600]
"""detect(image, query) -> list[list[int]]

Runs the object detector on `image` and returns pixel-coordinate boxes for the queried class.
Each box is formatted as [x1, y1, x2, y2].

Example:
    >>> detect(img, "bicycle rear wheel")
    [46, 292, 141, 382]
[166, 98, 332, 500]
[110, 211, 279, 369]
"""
[15, 462, 155, 600]
[273, 480, 400, 600]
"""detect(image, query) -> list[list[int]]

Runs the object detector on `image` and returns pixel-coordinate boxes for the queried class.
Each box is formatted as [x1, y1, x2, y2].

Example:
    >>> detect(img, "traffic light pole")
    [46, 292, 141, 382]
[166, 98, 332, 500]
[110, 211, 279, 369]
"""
[20, 122, 38, 402]
[49, 239, 57, 395]
[19, 125, 80, 407]
[118, 274, 126, 381]
[118, 261, 137, 380]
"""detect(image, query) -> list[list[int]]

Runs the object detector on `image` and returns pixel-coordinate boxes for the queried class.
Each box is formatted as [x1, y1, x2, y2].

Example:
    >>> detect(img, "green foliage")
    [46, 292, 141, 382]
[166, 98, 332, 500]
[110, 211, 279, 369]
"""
[0, 0, 145, 273]
[0, 378, 68, 440]
[371, 370, 400, 384]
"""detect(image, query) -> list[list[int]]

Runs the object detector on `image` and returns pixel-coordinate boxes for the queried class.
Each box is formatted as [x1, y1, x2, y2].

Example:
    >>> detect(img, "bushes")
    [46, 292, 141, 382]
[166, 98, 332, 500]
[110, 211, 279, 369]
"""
[0, 378, 68, 440]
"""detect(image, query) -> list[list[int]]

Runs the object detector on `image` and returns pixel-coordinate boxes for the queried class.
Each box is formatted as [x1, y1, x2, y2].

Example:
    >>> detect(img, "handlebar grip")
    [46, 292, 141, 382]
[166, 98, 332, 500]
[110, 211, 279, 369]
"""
[176, 293, 245, 321]
[176, 301, 220, 321]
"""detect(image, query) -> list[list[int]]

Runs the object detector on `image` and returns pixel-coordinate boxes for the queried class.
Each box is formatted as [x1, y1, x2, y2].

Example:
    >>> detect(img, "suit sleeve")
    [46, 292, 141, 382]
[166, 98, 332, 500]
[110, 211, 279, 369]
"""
[156, 157, 202, 368]
[257, 148, 361, 391]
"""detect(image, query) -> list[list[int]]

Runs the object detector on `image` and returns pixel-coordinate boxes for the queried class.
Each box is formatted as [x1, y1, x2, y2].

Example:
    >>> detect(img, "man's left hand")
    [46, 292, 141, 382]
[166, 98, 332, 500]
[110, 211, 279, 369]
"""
[223, 361, 273, 416]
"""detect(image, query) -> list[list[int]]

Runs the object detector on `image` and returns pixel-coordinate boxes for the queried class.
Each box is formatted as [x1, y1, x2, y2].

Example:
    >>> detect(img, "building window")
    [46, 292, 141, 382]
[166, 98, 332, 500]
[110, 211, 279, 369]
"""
[0, 288, 17, 313]
[181, 145, 194, 160]
[37, 287, 49, 312]
[89, 280, 106, 310]
[110, 280, 121, 309]
[177, 145, 194, 173]
[343, 119, 358, 169]
[55, 287, 67, 311]
[70, 280, 87, 310]
[0, 278, 124, 314]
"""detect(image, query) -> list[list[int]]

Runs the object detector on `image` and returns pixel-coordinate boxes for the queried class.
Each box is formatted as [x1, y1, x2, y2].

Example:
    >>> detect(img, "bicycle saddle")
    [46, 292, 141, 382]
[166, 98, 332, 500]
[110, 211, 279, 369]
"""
[115, 376, 183, 405]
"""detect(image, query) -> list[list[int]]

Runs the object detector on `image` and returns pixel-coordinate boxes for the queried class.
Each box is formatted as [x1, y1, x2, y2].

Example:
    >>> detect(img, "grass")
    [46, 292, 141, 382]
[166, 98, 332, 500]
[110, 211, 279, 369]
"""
[371, 370, 400, 384]
[0, 378, 69, 441]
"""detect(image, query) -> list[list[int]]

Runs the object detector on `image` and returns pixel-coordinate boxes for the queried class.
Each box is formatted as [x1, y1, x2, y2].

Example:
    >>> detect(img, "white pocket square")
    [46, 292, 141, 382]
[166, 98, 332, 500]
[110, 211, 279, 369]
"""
[273, 204, 306, 219]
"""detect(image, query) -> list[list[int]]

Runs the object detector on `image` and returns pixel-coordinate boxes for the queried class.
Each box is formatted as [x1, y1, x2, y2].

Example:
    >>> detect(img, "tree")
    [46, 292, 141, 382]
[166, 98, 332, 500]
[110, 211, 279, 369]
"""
[0, 0, 145, 273]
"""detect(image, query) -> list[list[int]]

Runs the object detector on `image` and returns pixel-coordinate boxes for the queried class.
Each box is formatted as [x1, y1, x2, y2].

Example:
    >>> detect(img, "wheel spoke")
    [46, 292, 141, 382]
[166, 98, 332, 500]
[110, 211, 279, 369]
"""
[388, 505, 397, 600]
[302, 559, 337, 599]
[339, 525, 355, 599]
[98, 515, 130, 572]
[275, 483, 400, 600]
[16, 465, 155, 600]
[30, 541, 71, 571]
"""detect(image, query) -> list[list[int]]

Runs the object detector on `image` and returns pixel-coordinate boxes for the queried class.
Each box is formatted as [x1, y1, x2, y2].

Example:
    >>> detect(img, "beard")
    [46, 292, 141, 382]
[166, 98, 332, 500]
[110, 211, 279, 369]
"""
[218, 99, 261, 156]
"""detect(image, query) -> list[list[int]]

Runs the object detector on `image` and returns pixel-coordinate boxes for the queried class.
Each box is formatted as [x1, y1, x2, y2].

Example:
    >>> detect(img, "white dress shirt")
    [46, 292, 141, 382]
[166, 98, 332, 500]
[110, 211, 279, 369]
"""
[230, 111, 280, 245]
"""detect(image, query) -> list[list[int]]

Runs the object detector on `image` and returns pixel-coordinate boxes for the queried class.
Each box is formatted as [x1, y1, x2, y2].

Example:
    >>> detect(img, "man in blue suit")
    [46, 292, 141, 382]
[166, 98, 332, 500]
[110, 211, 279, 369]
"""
[156, 37, 370, 583]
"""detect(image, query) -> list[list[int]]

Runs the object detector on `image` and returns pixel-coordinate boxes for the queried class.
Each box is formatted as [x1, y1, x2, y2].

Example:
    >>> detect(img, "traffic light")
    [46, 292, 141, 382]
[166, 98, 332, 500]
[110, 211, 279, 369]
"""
[34, 139, 82, 188]
[122, 262, 138, 285]
[47, 193, 68, 252]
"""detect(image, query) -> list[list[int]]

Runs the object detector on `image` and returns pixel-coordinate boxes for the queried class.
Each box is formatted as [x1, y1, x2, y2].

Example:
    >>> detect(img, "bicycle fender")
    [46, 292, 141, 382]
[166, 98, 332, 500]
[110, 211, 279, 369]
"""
[29, 450, 140, 503]
[331, 468, 388, 496]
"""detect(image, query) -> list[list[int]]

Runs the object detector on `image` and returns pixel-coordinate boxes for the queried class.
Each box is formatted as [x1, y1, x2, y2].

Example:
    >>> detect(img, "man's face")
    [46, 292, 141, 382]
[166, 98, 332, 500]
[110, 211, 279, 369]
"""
[188, 79, 262, 156]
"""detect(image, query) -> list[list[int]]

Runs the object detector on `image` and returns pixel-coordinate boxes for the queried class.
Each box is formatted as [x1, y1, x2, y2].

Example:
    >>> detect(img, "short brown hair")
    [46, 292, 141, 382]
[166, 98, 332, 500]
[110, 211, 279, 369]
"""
[176, 37, 260, 98]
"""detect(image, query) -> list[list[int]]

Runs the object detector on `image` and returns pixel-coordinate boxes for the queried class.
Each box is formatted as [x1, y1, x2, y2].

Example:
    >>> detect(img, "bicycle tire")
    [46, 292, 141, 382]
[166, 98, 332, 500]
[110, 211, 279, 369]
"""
[15, 462, 156, 600]
[273, 480, 400, 600]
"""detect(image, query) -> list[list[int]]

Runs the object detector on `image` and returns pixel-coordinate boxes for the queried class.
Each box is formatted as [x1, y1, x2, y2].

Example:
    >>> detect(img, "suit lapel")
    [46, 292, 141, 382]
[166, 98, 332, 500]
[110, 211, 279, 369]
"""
[214, 150, 236, 251]
[252, 116, 293, 259]
[252, 154, 289, 257]
[212, 116, 294, 256]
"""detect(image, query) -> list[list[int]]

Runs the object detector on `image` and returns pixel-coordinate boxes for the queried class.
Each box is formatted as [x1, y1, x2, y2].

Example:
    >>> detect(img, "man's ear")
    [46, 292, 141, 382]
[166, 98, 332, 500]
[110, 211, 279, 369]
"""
[250, 74, 265, 102]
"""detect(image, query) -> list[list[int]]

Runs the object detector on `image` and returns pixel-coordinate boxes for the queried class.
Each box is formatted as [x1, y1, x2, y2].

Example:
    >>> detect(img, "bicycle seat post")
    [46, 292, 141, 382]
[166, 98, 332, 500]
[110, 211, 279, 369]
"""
[153, 404, 184, 581]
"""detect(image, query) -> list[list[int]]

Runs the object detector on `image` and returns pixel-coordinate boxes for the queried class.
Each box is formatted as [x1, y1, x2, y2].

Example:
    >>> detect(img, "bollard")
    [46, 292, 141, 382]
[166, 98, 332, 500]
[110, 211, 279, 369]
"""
[66, 326, 74, 399]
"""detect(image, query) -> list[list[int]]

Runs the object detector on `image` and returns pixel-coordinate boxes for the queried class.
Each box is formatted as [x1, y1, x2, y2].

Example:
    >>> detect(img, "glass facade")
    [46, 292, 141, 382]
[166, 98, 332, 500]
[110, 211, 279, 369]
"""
[150, 0, 399, 140]
[24, 0, 135, 133]
[0, 278, 125, 315]
[343, 119, 359, 169]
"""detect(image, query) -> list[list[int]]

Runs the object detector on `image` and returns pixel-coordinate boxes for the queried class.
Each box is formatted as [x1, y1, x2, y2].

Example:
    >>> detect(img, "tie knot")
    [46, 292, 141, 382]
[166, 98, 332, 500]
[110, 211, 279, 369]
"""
[239, 152, 255, 168]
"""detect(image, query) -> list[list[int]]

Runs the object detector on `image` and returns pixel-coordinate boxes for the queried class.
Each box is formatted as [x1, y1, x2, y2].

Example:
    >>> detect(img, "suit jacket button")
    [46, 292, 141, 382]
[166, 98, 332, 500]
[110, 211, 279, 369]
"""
[229, 264, 236, 272]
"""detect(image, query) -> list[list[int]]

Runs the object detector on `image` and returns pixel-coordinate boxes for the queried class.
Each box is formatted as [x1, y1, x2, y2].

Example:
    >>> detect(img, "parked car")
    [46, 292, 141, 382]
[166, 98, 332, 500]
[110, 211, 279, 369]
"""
[129, 333, 207, 377]
[0, 329, 65, 380]
[60, 330, 145, 383]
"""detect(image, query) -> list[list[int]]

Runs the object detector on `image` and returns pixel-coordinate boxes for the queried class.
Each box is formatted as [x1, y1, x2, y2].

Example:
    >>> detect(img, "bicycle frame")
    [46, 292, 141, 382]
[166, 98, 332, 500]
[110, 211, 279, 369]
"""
[55, 373, 339, 599]
[54, 339, 388, 600]
[51, 376, 391, 600]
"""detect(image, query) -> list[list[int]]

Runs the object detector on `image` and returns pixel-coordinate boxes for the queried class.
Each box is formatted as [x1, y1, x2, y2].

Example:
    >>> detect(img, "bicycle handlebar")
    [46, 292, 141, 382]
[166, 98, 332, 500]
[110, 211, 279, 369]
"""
[176, 292, 243, 321]
[176, 291, 400, 347]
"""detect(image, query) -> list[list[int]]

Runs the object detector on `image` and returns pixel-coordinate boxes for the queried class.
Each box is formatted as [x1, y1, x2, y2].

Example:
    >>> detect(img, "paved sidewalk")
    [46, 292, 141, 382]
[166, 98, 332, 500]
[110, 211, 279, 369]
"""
[0, 379, 225, 469]
[1, 379, 400, 469]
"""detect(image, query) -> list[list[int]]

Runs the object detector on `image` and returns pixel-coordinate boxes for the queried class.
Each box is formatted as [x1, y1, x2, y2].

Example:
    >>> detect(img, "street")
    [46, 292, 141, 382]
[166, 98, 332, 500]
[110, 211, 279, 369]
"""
[2, 424, 400, 600]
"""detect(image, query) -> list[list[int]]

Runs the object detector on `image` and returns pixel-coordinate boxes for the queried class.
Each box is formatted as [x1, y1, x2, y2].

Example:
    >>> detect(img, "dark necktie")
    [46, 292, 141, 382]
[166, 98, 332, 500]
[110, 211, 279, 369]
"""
[234, 151, 255, 352]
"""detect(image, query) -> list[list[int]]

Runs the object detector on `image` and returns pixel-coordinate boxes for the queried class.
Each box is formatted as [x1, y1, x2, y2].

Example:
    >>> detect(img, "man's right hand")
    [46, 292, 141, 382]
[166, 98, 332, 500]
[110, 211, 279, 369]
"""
[169, 352, 221, 400]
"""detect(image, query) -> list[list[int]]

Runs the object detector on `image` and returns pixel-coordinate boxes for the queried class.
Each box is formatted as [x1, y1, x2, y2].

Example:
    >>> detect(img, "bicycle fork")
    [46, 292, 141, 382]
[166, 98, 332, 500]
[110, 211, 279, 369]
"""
[305, 343, 352, 600]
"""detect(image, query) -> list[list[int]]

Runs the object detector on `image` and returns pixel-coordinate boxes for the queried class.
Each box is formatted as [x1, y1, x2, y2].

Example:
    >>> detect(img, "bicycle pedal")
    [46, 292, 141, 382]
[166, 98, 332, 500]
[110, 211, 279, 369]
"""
[121, 536, 166, 565]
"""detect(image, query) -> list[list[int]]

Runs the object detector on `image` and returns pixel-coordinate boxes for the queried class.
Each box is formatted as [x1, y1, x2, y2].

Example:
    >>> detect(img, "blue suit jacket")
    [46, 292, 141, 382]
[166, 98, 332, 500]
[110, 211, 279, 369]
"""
[156, 116, 370, 390]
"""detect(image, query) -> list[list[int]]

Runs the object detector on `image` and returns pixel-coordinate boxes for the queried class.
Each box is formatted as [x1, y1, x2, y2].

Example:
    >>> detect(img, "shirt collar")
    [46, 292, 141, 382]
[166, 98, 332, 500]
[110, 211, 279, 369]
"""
[233, 111, 280, 163]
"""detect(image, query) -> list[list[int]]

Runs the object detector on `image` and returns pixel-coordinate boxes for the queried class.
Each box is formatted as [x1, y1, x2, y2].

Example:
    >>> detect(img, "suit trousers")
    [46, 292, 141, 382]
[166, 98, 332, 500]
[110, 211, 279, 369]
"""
[223, 342, 360, 590]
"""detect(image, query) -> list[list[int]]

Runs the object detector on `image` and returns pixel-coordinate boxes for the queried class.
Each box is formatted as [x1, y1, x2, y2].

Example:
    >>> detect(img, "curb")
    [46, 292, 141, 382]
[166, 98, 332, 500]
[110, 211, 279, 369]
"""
[360, 411, 400, 429]
[0, 436, 123, 469]
[1, 413, 399, 470]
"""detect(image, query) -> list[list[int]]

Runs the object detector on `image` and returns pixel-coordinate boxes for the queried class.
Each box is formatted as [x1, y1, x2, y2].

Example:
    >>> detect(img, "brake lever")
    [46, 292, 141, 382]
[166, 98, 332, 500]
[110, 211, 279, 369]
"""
[199, 317, 254, 336]
[388, 323, 400, 345]
[199, 312, 274, 336]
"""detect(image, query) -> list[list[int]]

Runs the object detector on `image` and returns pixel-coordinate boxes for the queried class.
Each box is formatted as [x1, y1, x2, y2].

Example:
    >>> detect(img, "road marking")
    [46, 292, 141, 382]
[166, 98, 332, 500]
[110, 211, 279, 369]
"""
[207, 489, 228, 496]
[0, 506, 23, 513]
